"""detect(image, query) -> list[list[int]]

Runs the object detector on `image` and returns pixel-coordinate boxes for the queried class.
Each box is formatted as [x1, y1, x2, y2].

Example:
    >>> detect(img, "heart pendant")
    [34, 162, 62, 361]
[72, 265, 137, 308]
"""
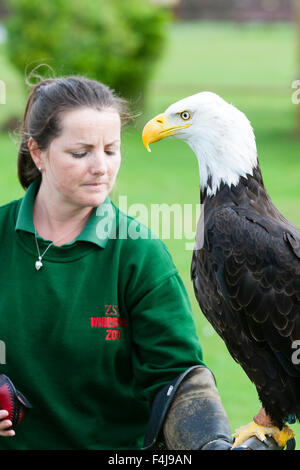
[35, 260, 43, 271]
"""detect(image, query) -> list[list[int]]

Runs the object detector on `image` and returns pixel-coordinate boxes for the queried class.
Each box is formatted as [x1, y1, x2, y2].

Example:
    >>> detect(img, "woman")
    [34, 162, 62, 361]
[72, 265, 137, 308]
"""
[0, 76, 232, 450]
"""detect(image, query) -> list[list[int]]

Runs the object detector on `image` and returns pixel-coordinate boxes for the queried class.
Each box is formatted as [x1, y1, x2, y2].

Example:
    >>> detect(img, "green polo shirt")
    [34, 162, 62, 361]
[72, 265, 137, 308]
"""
[0, 180, 205, 450]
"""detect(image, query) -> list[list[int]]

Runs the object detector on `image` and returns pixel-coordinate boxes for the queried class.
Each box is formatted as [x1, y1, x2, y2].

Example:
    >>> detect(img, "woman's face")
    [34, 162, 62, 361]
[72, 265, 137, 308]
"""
[32, 107, 121, 208]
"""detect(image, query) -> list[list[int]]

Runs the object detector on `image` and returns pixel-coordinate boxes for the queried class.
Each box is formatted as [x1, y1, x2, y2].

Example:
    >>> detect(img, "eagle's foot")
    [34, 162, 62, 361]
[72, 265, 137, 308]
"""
[232, 421, 295, 449]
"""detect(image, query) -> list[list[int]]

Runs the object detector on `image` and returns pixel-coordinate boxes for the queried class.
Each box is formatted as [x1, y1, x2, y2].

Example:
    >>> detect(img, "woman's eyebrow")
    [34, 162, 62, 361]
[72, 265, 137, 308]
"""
[74, 141, 93, 146]
[72, 139, 120, 146]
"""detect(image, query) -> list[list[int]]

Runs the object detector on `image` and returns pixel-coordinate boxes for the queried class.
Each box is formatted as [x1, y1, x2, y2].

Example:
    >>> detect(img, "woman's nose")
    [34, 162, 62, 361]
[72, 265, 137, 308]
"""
[90, 151, 107, 174]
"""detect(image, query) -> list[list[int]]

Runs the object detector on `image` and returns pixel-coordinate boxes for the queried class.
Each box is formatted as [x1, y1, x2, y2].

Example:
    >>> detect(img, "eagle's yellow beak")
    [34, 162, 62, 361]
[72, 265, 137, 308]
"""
[142, 113, 190, 152]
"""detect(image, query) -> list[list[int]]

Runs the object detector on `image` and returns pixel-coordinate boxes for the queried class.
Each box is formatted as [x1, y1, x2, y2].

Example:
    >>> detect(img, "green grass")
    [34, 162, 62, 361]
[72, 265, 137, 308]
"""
[1, 20, 300, 446]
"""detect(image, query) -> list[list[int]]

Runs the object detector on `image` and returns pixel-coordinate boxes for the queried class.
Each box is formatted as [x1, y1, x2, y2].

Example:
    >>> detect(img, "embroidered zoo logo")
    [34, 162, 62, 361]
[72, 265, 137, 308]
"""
[90, 304, 127, 341]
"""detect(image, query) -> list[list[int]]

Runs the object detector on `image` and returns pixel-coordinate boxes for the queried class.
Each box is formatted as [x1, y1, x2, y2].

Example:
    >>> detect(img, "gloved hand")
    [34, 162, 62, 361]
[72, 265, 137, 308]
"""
[0, 374, 32, 430]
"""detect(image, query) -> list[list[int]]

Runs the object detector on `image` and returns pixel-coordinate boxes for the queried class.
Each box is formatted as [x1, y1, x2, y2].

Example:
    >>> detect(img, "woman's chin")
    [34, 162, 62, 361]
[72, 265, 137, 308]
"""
[74, 192, 108, 208]
[69, 185, 112, 208]
[87, 195, 109, 207]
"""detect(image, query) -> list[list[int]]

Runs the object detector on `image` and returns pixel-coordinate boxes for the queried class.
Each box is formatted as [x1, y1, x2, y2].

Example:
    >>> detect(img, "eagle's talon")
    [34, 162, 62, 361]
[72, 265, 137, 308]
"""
[231, 421, 295, 449]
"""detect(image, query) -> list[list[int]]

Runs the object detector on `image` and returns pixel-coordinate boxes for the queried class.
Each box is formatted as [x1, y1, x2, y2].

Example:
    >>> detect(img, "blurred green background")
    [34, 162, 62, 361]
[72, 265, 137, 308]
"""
[0, 0, 300, 448]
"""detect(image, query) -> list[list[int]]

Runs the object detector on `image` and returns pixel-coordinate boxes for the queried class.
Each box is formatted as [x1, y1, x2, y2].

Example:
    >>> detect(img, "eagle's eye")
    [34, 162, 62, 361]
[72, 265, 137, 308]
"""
[180, 111, 192, 121]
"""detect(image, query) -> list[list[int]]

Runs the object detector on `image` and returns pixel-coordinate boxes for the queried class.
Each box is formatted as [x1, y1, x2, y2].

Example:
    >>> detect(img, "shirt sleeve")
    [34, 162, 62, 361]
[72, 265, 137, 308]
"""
[121, 234, 206, 406]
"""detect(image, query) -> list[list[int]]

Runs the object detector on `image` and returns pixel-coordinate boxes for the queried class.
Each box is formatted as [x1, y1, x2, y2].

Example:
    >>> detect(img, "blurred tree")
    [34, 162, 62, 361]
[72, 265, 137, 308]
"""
[4, 0, 170, 105]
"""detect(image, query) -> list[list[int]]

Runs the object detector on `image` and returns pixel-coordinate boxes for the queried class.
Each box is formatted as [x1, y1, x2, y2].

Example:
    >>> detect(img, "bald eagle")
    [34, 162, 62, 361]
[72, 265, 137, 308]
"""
[142, 92, 300, 448]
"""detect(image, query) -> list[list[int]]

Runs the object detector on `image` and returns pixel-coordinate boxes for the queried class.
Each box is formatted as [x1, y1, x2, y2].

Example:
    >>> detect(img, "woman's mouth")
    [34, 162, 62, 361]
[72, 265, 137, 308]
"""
[84, 182, 107, 187]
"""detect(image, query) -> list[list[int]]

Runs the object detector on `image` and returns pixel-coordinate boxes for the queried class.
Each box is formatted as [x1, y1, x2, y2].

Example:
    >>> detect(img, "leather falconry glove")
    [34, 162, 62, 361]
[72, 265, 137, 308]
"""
[163, 366, 233, 450]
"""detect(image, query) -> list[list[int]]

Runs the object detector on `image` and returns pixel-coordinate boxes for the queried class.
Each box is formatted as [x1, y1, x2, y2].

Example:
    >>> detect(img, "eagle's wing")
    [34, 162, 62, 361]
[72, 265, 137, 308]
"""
[192, 206, 300, 424]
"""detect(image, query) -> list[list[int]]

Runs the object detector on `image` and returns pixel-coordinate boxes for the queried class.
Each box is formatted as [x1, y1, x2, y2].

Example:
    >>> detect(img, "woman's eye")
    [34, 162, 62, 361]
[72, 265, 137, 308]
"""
[180, 111, 192, 121]
[105, 150, 116, 156]
[71, 151, 87, 158]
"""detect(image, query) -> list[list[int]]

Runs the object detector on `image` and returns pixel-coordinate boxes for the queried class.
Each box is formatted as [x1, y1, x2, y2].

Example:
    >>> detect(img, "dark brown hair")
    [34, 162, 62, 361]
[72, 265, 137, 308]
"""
[18, 70, 130, 189]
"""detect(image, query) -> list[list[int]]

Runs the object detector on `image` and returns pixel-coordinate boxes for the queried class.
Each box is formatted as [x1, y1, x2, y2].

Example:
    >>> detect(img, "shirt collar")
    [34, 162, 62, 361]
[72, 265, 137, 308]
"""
[15, 179, 116, 249]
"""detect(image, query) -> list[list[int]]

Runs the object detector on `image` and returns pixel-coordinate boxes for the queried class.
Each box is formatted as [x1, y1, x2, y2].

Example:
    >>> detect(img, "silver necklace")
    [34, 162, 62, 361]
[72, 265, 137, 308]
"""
[34, 229, 54, 271]
[34, 219, 88, 270]
[34, 212, 91, 270]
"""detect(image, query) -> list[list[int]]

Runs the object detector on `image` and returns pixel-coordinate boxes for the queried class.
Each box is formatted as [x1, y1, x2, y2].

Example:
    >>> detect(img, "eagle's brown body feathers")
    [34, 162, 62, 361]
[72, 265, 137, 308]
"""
[192, 164, 300, 426]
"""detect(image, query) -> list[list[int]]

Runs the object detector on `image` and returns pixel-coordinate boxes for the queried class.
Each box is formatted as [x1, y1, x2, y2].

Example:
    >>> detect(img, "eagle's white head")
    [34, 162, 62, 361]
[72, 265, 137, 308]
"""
[142, 92, 258, 197]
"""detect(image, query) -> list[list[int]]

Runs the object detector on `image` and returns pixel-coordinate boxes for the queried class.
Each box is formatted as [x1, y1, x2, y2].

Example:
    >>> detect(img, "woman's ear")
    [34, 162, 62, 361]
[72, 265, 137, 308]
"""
[28, 137, 43, 171]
